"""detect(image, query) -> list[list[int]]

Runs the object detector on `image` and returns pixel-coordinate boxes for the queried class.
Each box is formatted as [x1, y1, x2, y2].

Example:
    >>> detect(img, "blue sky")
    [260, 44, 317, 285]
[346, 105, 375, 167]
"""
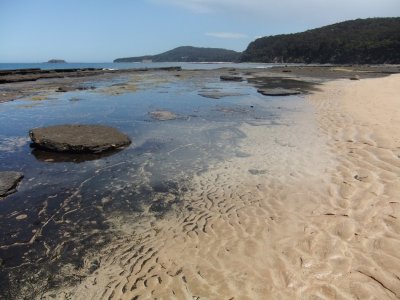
[0, 0, 399, 62]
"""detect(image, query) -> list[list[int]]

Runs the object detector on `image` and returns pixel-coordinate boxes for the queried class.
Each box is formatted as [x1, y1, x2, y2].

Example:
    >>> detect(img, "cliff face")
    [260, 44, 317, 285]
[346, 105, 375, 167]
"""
[114, 46, 241, 63]
[241, 18, 400, 64]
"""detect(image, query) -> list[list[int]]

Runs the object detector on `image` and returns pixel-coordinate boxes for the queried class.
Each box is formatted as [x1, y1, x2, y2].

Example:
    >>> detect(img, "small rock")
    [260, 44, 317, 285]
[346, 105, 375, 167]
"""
[56, 86, 69, 92]
[249, 169, 268, 175]
[149, 110, 178, 121]
[150, 199, 168, 212]
[220, 75, 243, 82]
[16, 214, 28, 220]
[0, 171, 24, 197]
[350, 75, 360, 80]
[101, 196, 112, 205]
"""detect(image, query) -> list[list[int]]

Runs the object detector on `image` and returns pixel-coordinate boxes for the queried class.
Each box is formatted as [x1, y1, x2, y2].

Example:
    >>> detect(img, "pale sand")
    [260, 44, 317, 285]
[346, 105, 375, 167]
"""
[48, 75, 400, 299]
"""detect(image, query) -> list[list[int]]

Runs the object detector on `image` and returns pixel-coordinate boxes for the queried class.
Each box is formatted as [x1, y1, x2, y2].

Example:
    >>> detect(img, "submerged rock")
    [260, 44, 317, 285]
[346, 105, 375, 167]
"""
[248, 169, 268, 175]
[198, 90, 245, 99]
[0, 171, 24, 197]
[29, 124, 131, 153]
[257, 88, 301, 96]
[149, 110, 178, 121]
[220, 75, 243, 82]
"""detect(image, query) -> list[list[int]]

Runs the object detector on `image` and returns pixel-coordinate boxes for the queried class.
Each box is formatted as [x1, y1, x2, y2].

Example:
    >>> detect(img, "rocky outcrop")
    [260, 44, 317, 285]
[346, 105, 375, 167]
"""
[0, 171, 23, 197]
[29, 124, 131, 153]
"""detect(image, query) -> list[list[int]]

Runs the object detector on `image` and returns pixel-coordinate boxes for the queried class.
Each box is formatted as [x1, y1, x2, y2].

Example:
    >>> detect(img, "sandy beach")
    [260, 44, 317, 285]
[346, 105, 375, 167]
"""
[30, 72, 397, 299]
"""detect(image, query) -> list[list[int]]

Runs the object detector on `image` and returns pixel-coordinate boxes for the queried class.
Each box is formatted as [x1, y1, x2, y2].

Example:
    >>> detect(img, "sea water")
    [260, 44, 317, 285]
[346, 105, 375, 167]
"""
[0, 62, 282, 71]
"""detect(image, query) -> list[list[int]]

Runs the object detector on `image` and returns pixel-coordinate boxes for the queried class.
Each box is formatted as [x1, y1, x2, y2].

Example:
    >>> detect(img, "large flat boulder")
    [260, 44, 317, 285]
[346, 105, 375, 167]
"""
[0, 171, 23, 197]
[29, 124, 131, 153]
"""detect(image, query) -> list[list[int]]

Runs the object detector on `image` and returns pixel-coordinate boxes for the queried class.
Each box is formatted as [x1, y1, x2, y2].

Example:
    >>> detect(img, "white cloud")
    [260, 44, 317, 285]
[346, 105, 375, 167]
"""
[205, 32, 248, 39]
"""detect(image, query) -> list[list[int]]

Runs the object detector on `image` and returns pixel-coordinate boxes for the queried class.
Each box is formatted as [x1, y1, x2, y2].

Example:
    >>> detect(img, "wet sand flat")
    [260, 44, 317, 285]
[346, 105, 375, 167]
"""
[1, 67, 400, 299]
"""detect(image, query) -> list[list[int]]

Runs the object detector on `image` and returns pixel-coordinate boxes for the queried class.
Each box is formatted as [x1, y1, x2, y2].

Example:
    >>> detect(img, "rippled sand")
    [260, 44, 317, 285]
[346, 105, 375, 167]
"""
[48, 75, 400, 299]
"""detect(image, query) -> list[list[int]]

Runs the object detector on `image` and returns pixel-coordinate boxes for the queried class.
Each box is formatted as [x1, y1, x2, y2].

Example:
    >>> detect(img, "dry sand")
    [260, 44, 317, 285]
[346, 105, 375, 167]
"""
[48, 75, 400, 299]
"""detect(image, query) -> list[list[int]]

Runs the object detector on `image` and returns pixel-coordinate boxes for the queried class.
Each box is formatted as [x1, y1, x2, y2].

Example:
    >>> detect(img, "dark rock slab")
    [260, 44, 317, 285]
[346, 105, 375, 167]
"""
[220, 75, 243, 82]
[257, 88, 301, 96]
[29, 124, 131, 153]
[248, 76, 319, 93]
[0, 171, 24, 197]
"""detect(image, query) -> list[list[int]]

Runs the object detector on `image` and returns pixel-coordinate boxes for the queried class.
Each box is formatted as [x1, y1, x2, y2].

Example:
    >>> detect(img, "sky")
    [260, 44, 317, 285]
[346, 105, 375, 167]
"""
[0, 0, 399, 62]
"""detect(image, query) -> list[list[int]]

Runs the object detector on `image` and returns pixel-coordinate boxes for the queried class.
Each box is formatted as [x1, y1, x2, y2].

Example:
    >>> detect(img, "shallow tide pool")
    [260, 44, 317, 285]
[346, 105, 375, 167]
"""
[0, 71, 305, 297]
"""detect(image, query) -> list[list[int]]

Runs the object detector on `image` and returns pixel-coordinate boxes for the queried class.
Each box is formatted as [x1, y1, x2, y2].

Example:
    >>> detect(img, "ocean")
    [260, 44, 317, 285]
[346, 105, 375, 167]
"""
[0, 62, 281, 71]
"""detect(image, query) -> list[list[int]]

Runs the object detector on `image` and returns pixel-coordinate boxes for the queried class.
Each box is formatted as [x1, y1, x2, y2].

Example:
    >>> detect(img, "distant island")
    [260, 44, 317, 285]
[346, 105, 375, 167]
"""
[114, 46, 241, 63]
[47, 59, 66, 63]
[240, 17, 400, 64]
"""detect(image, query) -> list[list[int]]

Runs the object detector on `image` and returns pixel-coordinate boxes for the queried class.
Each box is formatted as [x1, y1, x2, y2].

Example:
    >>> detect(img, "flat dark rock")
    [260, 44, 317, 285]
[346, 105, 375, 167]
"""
[220, 75, 243, 82]
[0, 171, 23, 197]
[29, 124, 131, 153]
[257, 88, 301, 96]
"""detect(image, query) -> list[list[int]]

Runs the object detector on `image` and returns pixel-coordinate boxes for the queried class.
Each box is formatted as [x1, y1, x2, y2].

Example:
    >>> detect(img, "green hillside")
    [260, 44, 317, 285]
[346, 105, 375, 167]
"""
[114, 46, 240, 63]
[241, 18, 400, 64]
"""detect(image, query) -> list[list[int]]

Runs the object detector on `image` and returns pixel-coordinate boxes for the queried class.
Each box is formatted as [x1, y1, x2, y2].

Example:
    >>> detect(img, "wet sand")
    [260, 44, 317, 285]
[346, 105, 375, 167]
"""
[1, 66, 400, 299]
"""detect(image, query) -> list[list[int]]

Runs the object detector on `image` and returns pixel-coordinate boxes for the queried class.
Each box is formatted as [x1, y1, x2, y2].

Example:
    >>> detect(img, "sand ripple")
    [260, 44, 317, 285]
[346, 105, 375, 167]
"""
[47, 75, 400, 299]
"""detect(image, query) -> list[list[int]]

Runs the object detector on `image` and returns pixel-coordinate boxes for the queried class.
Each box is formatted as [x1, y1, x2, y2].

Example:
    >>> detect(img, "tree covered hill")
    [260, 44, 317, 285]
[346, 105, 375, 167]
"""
[241, 18, 400, 64]
[114, 46, 241, 63]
